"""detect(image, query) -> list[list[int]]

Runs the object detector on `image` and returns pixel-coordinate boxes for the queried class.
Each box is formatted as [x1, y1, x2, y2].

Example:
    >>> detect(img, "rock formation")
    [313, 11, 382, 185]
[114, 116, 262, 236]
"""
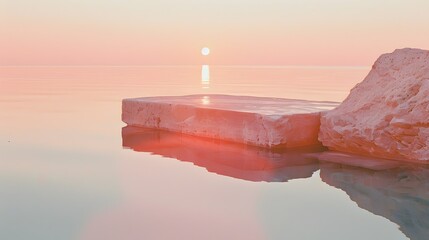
[319, 48, 429, 161]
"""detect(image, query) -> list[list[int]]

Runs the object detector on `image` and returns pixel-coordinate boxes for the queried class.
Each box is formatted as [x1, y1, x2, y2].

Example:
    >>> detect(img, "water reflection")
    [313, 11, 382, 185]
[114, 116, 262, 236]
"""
[122, 126, 322, 182]
[320, 161, 429, 240]
[201, 95, 210, 105]
[201, 65, 210, 89]
[121, 126, 429, 239]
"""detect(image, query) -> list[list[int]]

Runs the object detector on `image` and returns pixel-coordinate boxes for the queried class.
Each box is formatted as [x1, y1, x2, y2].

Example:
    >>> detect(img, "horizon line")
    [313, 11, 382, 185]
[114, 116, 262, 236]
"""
[0, 64, 370, 69]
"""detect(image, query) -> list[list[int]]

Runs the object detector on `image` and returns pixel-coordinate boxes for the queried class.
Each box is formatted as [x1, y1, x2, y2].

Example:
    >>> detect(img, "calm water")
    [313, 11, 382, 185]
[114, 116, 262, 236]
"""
[1, 66, 428, 240]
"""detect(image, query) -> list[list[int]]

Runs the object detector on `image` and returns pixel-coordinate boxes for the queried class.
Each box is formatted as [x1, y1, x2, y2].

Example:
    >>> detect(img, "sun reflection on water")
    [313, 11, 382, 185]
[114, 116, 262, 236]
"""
[201, 65, 210, 89]
[201, 95, 210, 105]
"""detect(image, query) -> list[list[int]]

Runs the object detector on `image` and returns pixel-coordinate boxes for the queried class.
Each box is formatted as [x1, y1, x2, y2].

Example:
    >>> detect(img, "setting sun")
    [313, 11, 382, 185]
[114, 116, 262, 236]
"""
[201, 47, 210, 56]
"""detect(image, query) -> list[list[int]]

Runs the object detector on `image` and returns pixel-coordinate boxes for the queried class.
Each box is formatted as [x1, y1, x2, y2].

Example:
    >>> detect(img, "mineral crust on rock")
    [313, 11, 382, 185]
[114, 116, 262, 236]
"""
[319, 48, 429, 161]
[122, 94, 338, 148]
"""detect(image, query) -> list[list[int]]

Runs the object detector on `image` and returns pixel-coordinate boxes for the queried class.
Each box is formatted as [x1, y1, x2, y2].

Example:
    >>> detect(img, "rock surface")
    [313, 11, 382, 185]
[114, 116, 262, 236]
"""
[319, 48, 429, 161]
[122, 94, 338, 148]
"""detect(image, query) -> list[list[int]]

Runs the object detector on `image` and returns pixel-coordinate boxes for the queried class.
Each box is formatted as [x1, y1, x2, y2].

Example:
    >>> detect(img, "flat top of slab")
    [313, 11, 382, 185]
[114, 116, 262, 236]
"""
[124, 94, 339, 115]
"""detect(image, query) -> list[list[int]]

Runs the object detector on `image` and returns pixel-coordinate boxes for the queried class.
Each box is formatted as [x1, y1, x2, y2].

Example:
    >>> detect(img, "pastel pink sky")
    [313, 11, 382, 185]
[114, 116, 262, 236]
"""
[1, 0, 429, 66]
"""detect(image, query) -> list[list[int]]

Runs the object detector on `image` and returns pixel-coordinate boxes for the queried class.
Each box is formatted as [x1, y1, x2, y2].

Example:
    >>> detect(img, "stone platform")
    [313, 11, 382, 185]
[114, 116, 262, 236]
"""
[122, 94, 338, 148]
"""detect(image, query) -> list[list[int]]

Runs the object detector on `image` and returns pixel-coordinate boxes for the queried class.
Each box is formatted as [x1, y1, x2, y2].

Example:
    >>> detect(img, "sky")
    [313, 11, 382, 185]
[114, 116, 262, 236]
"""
[1, 0, 429, 66]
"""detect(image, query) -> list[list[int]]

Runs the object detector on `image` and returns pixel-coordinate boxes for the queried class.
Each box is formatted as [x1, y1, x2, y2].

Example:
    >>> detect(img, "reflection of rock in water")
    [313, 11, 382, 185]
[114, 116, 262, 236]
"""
[122, 126, 322, 182]
[320, 163, 429, 240]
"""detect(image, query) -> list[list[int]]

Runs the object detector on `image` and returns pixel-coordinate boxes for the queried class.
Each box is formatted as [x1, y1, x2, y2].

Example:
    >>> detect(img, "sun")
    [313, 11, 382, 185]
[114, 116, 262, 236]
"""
[201, 47, 210, 56]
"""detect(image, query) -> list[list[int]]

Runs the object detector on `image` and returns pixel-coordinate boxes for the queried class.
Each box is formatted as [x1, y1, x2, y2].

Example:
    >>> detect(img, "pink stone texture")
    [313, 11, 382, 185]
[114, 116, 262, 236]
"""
[319, 48, 429, 161]
[122, 95, 338, 148]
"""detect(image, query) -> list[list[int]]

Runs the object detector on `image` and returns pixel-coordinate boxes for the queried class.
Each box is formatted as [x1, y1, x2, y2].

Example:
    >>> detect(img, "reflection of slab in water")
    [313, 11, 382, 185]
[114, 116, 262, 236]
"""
[320, 163, 429, 240]
[122, 126, 323, 182]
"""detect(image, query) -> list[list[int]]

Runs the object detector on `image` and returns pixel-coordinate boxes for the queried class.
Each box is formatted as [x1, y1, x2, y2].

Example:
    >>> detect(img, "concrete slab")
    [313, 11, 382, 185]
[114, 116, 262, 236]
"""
[122, 94, 338, 148]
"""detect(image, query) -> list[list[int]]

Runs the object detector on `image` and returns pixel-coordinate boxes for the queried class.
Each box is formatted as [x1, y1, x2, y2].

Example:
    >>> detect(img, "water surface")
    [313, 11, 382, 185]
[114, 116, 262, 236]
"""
[1, 66, 427, 240]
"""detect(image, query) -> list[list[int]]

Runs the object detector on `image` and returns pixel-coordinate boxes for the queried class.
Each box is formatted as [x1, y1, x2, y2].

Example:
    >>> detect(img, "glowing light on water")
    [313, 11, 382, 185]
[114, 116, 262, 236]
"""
[201, 96, 210, 105]
[201, 65, 210, 88]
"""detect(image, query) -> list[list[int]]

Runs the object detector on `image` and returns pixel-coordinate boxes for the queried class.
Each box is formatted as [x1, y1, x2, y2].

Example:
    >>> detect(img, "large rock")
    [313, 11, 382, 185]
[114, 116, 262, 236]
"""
[319, 48, 429, 161]
[123, 94, 338, 148]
